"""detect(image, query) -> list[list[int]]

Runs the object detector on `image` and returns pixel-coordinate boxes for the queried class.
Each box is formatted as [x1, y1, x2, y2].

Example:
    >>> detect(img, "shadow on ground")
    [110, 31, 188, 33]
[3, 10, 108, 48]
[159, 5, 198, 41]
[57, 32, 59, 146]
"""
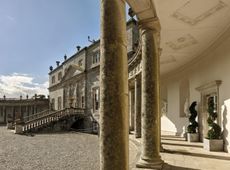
[163, 163, 200, 170]
[163, 149, 230, 161]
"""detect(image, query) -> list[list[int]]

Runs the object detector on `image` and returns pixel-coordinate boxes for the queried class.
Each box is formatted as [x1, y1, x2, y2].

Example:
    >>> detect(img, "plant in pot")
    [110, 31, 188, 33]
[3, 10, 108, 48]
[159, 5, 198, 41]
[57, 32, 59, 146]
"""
[203, 96, 223, 151]
[187, 101, 199, 142]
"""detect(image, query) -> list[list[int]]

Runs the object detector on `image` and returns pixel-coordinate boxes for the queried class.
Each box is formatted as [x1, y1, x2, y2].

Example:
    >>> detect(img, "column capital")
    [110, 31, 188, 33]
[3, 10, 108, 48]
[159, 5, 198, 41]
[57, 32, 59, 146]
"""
[138, 17, 161, 33]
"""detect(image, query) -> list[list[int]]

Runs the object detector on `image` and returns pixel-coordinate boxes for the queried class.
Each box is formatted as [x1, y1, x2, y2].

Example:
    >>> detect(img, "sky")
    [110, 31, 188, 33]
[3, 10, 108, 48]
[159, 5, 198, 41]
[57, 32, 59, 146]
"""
[0, 0, 101, 98]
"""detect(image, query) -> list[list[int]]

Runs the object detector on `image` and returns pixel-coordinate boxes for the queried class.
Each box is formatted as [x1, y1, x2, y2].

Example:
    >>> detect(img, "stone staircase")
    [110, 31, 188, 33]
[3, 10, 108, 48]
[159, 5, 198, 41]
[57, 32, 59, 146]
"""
[15, 108, 85, 134]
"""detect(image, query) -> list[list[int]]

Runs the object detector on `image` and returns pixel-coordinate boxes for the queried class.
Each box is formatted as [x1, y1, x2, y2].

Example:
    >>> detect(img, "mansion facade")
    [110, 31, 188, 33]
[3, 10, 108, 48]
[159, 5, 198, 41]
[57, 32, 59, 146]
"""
[49, 0, 230, 156]
[48, 19, 139, 129]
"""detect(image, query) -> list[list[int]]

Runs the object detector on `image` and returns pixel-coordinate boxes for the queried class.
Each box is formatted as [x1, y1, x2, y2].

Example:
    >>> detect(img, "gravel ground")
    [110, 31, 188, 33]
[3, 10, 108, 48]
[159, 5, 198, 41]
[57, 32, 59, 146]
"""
[0, 126, 100, 170]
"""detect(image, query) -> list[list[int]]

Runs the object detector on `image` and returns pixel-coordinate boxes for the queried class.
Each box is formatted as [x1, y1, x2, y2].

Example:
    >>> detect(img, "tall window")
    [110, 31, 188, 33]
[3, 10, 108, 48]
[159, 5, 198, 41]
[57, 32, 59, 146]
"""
[58, 72, 62, 81]
[58, 96, 62, 110]
[51, 98, 55, 110]
[51, 76, 55, 84]
[92, 51, 100, 64]
[81, 96, 85, 108]
[92, 88, 100, 112]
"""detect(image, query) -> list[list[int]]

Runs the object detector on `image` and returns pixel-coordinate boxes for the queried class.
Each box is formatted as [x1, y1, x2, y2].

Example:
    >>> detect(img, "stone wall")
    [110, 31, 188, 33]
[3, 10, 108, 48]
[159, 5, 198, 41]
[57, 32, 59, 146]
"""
[161, 34, 230, 152]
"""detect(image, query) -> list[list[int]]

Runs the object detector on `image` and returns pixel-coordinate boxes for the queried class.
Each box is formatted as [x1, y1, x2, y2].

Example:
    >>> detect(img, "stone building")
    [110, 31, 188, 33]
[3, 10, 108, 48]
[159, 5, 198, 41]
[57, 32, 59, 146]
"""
[35, 0, 230, 168]
[48, 18, 139, 130]
[0, 95, 49, 124]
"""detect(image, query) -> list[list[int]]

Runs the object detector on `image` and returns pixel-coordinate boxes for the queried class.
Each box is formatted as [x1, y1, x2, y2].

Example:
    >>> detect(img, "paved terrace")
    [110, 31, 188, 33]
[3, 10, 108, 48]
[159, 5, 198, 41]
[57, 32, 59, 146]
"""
[0, 126, 230, 170]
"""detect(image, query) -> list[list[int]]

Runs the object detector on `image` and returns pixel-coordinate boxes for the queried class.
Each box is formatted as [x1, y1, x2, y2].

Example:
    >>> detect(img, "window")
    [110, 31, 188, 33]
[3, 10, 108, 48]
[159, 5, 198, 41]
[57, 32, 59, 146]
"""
[92, 88, 100, 112]
[78, 59, 83, 66]
[51, 76, 55, 84]
[51, 98, 55, 110]
[92, 51, 100, 64]
[58, 96, 62, 110]
[58, 72, 62, 81]
[81, 96, 85, 108]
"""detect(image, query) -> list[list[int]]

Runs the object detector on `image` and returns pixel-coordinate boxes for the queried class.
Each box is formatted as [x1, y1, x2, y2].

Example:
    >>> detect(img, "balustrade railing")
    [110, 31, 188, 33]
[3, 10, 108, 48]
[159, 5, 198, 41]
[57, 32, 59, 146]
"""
[21, 108, 85, 133]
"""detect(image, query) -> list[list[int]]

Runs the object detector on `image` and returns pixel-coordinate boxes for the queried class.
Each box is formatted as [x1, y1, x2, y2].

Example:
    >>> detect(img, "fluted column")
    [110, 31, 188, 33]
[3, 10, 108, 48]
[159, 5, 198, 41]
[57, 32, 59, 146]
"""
[136, 26, 163, 169]
[134, 76, 141, 138]
[99, 0, 129, 169]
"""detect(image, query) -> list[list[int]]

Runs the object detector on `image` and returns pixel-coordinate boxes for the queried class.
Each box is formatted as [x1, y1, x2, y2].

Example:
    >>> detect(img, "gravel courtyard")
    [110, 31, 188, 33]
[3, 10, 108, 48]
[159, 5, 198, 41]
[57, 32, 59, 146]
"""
[0, 126, 100, 170]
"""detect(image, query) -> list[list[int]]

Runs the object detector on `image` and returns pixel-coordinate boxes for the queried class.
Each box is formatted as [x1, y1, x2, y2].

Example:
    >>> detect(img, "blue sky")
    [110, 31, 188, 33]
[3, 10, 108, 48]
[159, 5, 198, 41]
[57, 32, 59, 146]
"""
[0, 0, 101, 98]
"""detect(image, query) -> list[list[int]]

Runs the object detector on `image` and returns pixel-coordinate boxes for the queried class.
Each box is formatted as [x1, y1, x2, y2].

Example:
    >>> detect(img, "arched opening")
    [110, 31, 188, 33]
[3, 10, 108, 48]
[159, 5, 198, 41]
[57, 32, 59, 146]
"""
[71, 118, 84, 130]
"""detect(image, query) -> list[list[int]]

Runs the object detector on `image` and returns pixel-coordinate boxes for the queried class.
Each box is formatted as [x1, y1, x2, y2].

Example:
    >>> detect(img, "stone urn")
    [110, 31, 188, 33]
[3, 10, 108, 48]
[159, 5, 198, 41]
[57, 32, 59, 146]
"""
[203, 138, 223, 151]
[187, 133, 199, 142]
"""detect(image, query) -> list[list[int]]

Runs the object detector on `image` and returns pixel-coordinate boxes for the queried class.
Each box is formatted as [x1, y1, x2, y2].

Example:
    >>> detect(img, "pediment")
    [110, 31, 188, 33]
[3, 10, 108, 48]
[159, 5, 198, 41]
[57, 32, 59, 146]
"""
[61, 64, 83, 82]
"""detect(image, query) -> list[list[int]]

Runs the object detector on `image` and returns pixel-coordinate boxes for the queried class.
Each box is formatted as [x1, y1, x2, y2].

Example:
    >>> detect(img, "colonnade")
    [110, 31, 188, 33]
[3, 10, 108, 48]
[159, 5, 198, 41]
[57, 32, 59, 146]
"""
[99, 0, 163, 169]
[0, 105, 38, 122]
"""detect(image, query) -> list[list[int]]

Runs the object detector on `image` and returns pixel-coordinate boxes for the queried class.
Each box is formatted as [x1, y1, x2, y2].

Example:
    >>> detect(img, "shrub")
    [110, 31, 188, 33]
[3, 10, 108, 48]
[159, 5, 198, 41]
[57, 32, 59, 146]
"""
[206, 97, 221, 139]
[187, 101, 198, 133]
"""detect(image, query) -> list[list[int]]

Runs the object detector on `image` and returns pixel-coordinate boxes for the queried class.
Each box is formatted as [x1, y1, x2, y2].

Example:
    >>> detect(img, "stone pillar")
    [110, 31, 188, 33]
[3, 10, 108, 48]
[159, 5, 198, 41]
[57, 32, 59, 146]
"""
[129, 89, 134, 131]
[136, 27, 163, 169]
[14, 119, 24, 134]
[100, 0, 129, 169]
[3, 105, 6, 123]
[134, 76, 141, 138]
[26, 106, 29, 121]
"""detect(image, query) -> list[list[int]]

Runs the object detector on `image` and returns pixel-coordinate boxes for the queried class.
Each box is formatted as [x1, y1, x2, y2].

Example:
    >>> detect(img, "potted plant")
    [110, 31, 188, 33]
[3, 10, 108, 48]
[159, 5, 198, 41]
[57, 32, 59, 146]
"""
[187, 101, 199, 142]
[203, 96, 223, 151]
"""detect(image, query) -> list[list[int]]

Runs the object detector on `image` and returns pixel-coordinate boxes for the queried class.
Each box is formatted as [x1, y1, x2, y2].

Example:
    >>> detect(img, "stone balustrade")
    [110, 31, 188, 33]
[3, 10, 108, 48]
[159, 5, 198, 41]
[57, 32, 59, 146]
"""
[14, 108, 85, 134]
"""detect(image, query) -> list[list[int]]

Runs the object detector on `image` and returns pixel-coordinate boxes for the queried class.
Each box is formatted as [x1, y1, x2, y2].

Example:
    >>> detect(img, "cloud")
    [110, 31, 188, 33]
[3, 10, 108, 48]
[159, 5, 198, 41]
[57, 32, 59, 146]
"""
[0, 73, 48, 98]
[6, 15, 15, 21]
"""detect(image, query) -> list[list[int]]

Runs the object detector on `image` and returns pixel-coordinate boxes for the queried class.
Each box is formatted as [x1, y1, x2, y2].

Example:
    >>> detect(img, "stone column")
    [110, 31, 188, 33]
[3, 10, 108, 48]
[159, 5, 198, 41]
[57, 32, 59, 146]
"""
[26, 106, 29, 121]
[3, 106, 6, 123]
[134, 76, 141, 138]
[136, 27, 163, 169]
[100, 0, 129, 169]
[129, 89, 134, 131]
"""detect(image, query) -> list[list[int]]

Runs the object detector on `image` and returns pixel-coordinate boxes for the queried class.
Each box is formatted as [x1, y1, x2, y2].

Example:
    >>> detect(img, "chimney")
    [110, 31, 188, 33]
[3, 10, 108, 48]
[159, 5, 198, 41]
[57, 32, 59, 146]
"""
[64, 54, 67, 61]
[76, 46, 81, 52]
[3, 95, 6, 100]
[56, 61, 60, 67]
[26, 94, 29, 99]
[20, 95, 22, 100]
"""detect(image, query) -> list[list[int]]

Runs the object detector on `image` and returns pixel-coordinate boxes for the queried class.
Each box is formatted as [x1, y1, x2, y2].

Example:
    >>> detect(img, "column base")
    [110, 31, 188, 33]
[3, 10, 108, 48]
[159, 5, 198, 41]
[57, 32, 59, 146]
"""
[136, 157, 164, 169]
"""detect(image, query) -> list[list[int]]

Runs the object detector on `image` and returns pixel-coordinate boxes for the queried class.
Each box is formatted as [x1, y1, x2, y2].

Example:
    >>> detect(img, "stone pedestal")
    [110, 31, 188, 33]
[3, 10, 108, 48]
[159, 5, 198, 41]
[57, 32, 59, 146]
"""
[187, 133, 199, 142]
[15, 124, 23, 134]
[100, 0, 129, 169]
[14, 120, 24, 134]
[136, 27, 163, 169]
[203, 138, 223, 151]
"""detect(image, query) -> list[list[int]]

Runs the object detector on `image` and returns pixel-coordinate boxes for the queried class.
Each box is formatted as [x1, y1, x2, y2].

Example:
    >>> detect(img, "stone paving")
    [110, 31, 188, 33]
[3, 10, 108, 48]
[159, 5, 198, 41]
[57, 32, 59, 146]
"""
[129, 134, 230, 170]
[0, 126, 100, 170]
[1, 126, 230, 170]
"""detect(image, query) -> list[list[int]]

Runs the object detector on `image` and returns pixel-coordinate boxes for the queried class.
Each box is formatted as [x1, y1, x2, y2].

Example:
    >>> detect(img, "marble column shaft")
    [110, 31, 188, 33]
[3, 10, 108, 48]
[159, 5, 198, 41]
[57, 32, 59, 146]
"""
[99, 0, 129, 169]
[129, 89, 135, 131]
[136, 28, 163, 168]
[134, 77, 141, 138]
